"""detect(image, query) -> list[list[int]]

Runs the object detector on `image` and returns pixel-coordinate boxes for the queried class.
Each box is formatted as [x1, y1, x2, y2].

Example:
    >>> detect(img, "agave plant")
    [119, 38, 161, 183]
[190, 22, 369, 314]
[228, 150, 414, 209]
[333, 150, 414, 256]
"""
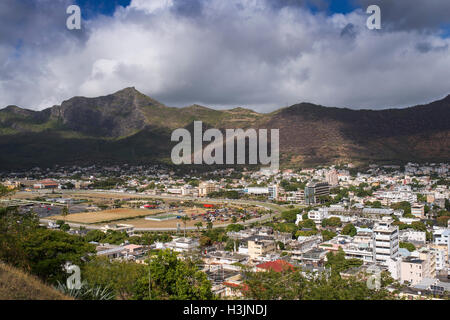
[55, 280, 115, 300]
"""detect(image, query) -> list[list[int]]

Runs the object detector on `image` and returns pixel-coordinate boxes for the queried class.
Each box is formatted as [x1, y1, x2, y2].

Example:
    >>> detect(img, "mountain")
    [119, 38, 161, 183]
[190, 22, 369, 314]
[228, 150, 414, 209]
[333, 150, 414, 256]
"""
[0, 88, 449, 169]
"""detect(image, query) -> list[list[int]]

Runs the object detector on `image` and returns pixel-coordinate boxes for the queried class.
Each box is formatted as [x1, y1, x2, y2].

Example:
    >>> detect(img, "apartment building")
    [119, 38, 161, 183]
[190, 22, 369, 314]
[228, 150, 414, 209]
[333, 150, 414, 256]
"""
[411, 204, 425, 219]
[373, 217, 399, 266]
[198, 182, 216, 197]
[400, 257, 426, 285]
[268, 185, 279, 200]
[304, 182, 330, 205]
[433, 227, 450, 246]
[247, 236, 276, 260]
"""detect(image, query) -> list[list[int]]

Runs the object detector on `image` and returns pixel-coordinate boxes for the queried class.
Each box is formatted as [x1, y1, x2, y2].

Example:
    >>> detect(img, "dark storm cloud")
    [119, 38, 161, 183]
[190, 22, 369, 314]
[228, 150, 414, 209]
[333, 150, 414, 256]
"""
[354, 0, 450, 32]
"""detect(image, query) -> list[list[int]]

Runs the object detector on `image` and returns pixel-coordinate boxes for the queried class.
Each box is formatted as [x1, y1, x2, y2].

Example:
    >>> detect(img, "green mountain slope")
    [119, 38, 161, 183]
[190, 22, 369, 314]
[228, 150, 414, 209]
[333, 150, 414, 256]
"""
[0, 88, 448, 169]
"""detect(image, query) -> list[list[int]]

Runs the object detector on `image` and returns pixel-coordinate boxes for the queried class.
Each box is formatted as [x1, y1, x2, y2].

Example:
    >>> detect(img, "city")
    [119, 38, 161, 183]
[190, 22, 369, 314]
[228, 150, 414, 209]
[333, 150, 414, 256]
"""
[1, 162, 449, 300]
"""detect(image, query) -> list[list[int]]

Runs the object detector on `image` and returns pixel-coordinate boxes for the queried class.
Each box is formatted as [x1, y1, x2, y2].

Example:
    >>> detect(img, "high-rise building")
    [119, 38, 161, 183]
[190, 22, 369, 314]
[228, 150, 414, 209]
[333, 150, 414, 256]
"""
[373, 217, 399, 266]
[304, 182, 330, 205]
[268, 185, 279, 200]
[325, 169, 338, 186]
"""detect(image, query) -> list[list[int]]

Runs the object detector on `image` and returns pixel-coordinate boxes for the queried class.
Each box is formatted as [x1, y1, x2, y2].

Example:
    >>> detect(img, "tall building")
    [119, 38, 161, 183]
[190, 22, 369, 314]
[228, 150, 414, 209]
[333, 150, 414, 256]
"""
[325, 169, 338, 186]
[373, 217, 399, 266]
[268, 185, 279, 200]
[304, 182, 330, 205]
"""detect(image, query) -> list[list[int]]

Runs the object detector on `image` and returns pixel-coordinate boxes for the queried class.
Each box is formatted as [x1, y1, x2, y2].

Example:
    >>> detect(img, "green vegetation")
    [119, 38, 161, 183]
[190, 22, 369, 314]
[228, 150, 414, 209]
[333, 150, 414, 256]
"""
[321, 217, 342, 228]
[342, 223, 357, 237]
[133, 250, 214, 300]
[0, 208, 95, 284]
[399, 242, 416, 252]
[391, 201, 411, 215]
[325, 248, 363, 274]
[281, 208, 301, 223]
[241, 249, 394, 300]
[321, 230, 337, 241]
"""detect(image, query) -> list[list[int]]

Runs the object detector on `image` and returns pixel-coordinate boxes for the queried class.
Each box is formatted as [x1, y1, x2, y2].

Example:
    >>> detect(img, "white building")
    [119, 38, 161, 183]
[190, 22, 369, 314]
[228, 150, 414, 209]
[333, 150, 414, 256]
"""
[433, 227, 450, 246]
[399, 230, 426, 244]
[373, 217, 399, 266]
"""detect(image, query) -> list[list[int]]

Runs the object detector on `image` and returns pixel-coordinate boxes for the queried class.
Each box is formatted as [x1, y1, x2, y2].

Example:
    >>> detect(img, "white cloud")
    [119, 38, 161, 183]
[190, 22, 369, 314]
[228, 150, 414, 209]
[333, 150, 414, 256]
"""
[0, 0, 449, 112]
[129, 0, 174, 14]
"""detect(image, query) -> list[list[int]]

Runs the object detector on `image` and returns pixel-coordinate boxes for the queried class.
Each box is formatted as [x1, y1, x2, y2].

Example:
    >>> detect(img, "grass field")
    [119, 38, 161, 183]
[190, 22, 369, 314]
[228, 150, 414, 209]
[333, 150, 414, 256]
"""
[50, 208, 166, 224]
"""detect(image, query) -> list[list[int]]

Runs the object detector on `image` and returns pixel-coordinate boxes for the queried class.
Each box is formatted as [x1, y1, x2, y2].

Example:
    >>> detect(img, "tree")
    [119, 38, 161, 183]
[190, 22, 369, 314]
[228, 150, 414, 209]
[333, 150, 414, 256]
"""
[436, 216, 450, 227]
[194, 222, 203, 233]
[321, 230, 337, 241]
[231, 216, 238, 223]
[226, 224, 245, 233]
[20, 228, 95, 284]
[199, 236, 212, 247]
[62, 206, 69, 218]
[399, 242, 416, 252]
[83, 256, 147, 300]
[0, 184, 14, 197]
[322, 217, 342, 228]
[325, 248, 362, 274]
[241, 261, 394, 300]
[180, 216, 191, 238]
[342, 224, 357, 237]
[411, 221, 427, 232]
[281, 209, 301, 223]
[132, 249, 214, 300]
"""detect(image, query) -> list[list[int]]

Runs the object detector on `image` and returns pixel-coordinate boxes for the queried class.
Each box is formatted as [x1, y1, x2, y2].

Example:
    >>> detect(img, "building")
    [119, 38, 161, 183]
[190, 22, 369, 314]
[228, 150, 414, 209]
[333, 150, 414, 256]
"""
[162, 237, 200, 252]
[100, 224, 135, 236]
[416, 249, 437, 279]
[307, 207, 329, 223]
[33, 179, 59, 189]
[411, 204, 425, 219]
[198, 182, 216, 197]
[399, 230, 426, 244]
[247, 236, 276, 260]
[433, 227, 450, 246]
[268, 185, 279, 200]
[325, 169, 338, 186]
[256, 260, 295, 272]
[304, 182, 330, 205]
[244, 187, 269, 195]
[373, 217, 399, 266]
[400, 257, 426, 285]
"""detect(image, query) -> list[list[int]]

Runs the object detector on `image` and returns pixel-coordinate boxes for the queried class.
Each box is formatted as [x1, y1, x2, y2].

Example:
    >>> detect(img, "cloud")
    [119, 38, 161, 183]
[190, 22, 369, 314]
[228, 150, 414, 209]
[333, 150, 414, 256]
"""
[354, 0, 450, 33]
[0, 0, 449, 112]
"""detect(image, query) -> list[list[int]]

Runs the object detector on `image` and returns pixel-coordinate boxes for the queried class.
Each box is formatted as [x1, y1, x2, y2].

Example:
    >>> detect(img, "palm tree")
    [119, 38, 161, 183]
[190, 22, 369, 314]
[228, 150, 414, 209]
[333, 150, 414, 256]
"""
[194, 222, 203, 233]
[62, 205, 69, 218]
[181, 216, 191, 238]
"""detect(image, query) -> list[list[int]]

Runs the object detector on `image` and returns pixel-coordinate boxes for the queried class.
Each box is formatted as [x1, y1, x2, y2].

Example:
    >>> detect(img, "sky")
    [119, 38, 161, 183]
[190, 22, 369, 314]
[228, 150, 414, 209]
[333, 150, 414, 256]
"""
[0, 0, 449, 112]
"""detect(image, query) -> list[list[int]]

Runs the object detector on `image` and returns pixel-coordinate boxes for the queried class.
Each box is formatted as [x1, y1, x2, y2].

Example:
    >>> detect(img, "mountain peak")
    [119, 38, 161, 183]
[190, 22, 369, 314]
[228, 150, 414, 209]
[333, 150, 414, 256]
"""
[113, 87, 140, 95]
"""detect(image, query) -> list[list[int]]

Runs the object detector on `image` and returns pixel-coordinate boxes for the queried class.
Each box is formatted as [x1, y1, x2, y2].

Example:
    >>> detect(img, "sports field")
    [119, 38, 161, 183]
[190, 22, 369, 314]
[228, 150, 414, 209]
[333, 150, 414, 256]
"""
[50, 208, 165, 224]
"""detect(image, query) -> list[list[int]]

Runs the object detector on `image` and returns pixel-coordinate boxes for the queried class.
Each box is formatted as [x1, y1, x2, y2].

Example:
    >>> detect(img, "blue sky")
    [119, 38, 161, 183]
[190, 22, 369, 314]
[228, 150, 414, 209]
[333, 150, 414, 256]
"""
[75, 0, 359, 18]
[75, 0, 131, 18]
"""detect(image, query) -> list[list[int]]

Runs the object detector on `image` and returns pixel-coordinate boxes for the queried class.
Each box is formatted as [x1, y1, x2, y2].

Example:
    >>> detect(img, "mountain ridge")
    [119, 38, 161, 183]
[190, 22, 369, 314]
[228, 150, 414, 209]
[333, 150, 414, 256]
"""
[0, 88, 449, 169]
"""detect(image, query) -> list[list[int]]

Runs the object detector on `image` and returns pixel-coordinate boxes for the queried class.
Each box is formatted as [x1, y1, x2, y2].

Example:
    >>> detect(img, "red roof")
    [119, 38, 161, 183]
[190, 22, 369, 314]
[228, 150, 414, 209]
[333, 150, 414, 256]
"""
[256, 260, 295, 273]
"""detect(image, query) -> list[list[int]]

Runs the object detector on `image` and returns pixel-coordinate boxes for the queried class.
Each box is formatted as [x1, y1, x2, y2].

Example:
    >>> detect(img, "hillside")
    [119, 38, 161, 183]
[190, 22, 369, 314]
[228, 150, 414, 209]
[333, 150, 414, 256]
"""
[0, 88, 448, 169]
[0, 262, 70, 300]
